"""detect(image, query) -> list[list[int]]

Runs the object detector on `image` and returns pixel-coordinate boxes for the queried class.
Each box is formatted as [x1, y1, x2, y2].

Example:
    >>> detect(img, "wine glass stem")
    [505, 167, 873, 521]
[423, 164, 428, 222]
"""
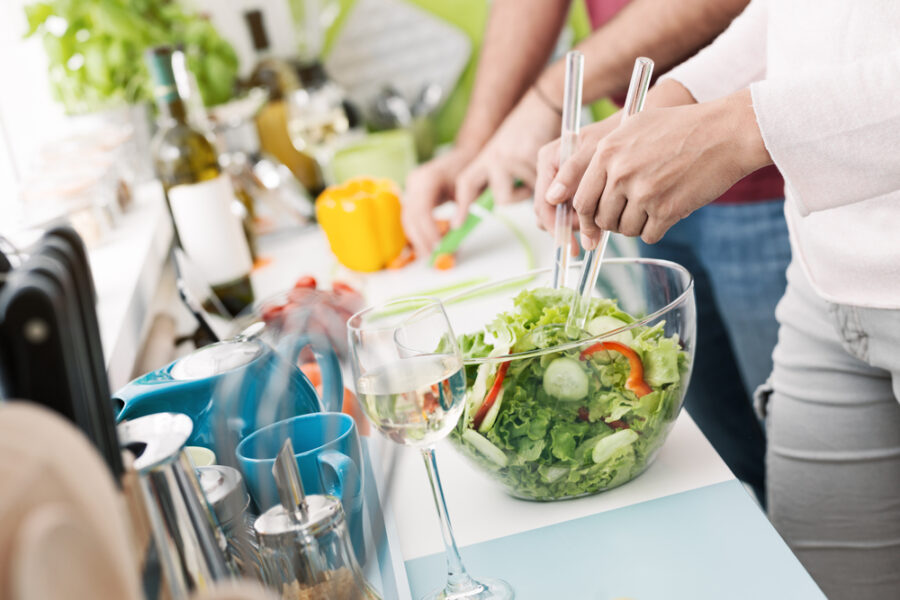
[421, 447, 479, 593]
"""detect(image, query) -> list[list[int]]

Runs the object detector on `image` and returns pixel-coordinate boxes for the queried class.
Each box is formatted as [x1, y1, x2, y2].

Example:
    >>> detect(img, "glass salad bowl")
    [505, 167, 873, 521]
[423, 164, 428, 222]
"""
[443, 258, 696, 501]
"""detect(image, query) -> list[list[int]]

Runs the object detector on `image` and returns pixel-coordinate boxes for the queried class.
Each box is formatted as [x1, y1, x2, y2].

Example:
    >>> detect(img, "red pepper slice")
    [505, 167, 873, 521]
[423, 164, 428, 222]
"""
[580, 340, 653, 398]
[423, 389, 439, 414]
[294, 275, 317, 289]
[261, 303, 287, 324]
[473, 361, 510, 430]
[332, 281, 357, 295]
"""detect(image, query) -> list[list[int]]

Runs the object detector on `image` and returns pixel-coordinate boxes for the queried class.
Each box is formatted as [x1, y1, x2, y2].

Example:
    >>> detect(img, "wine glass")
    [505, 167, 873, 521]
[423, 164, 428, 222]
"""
[348, 298, 514, 600]
[286, 84, 357, 185]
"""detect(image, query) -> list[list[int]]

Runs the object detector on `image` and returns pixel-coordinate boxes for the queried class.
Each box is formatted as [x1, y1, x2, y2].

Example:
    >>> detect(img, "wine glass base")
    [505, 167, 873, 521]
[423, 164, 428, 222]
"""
[422, 577, 514, 600]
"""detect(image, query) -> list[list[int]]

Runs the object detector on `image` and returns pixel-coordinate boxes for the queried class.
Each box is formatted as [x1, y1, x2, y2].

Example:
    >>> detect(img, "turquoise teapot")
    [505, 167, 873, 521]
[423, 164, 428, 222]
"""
[113, 326, 341, 450]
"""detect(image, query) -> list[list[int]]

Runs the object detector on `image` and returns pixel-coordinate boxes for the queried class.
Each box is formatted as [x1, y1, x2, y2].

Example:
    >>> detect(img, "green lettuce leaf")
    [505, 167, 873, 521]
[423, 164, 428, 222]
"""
[640, 335, 682, 387]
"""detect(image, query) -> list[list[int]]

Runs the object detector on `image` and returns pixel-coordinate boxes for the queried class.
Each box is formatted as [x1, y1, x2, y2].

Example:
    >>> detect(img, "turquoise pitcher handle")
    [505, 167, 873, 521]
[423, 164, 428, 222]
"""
[279, 332, 343, 413]
[316, 449, 363, 513]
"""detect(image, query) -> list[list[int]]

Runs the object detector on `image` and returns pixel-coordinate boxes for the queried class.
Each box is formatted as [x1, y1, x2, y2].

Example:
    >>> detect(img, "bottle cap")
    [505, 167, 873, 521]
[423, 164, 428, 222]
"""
[145, 46, 178, 103]
[244, 10, 270, 52]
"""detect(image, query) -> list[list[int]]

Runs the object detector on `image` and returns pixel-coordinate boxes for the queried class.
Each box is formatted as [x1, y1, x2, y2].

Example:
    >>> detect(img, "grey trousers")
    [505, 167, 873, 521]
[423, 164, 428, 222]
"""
[757, 261, 900, 600]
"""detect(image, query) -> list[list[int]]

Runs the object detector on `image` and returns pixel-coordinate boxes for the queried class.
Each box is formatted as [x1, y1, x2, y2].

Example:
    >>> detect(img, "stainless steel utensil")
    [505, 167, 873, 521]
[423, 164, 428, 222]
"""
[567, 57, 654, 334]
[550, 51, 585, 290]
[118, 412, 231, 599]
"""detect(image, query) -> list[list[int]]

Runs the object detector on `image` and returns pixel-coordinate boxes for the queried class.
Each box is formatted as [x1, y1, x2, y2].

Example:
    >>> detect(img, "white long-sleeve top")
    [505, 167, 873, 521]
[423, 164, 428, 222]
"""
[663, 0, 900, 309]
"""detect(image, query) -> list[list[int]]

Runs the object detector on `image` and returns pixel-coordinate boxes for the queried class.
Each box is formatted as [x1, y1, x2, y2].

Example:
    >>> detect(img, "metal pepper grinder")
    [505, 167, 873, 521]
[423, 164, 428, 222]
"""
[197, 465, 269, 584]
[253, 439, 379, 600]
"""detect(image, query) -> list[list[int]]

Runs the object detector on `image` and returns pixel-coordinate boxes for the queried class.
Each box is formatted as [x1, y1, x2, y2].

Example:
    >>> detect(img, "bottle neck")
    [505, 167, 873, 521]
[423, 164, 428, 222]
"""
[253, 44, 274, 63]
[296, 60, 327, 89]
[147, 47, 189, 125]
[156, 94, 189, 125]
[246, 10, 273, 61]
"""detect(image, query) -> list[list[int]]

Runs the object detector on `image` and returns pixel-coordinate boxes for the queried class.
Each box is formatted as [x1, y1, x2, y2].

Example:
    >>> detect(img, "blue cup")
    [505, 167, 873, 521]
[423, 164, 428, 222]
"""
[236, 412, 365, 562]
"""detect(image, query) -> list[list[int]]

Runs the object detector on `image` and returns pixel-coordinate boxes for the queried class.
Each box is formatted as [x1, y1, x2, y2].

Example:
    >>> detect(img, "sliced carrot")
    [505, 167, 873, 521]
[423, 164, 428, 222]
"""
[436, 219, 451, 237]
[433, 253, 456, 271]
[299, 362, 323, 388]
[252, 256, 273, 270]
[386, 246, 416, 269]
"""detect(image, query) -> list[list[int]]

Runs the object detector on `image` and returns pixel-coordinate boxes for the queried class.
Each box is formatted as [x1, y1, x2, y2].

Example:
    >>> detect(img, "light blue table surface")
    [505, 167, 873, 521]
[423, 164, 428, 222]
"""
[404, 480, 825, 600]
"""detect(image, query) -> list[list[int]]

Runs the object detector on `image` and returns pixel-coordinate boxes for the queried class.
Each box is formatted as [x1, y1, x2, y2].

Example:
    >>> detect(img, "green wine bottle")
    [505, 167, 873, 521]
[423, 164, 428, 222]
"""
[147, 46, 255, 317]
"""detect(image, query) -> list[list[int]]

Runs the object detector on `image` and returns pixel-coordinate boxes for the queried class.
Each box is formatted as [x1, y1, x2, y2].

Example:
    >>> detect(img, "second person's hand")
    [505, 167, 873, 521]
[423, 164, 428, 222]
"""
[403, 148, 475, 257]
[452, 90, 562, 226]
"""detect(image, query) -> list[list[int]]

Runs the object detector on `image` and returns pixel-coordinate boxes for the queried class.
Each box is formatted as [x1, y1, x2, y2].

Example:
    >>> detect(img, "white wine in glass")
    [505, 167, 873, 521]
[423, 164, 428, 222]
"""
[356, 354, 466, 447]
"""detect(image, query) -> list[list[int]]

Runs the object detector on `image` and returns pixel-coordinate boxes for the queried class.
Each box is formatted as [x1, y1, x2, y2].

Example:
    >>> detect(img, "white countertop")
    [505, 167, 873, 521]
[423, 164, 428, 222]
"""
[371, 413, 732, 562]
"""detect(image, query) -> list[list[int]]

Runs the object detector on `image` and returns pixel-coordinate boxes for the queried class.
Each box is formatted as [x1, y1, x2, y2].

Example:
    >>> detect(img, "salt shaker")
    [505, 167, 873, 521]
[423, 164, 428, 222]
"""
[253, 439, 379, 600]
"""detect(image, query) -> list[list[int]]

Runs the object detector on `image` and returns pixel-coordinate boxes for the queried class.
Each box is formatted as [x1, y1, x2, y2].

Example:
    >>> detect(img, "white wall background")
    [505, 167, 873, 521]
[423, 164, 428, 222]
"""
[0, 0, 68, 223]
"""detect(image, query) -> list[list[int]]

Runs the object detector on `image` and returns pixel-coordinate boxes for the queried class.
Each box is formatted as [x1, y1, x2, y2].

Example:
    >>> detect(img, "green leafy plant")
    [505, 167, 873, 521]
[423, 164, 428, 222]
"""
[25, 0, 238, 113]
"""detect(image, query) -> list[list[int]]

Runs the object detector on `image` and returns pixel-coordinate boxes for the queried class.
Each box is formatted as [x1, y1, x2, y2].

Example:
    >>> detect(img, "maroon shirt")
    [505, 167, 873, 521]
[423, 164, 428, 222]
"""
[585, 0, 784, 204]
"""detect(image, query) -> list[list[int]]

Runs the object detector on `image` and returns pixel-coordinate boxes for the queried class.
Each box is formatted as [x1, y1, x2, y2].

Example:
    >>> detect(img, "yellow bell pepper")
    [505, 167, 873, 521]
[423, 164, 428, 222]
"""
[315, 178, 407, 272]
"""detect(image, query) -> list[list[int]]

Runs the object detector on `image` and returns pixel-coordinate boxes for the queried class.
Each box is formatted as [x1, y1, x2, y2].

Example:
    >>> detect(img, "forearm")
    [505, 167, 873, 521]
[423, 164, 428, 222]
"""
[661, 0, 767, 103]
[454, 0, 570, 153]
[535, 0, 749, 106]
[646, 83, 771, 176]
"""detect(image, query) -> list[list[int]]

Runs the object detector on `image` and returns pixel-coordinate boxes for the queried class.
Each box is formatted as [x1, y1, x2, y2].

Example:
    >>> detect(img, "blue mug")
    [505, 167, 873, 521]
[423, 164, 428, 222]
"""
[113, 332, 342, 450]
[236, 412, 365, 562]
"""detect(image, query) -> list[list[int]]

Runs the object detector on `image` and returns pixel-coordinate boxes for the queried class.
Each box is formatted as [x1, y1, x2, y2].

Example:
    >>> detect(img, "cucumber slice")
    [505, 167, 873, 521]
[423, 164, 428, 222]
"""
[587, 316, 634, 346]
[542, 357, 589, 401]
[545, 466, 569, 483]
[477, 387, 504, 433]
[467, 363, 491, 420]
[592, 429, 639, 464]
[463, 429, 508, 467]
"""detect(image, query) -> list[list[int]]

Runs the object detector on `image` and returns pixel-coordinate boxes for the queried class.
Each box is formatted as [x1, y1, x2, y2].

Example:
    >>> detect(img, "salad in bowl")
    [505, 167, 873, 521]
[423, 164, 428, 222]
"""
[446, 259, 695, 501]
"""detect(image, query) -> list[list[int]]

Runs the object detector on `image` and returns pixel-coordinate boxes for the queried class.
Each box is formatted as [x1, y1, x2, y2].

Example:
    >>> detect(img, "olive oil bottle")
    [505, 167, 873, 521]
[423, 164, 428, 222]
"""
[147, 46, 255, 317]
